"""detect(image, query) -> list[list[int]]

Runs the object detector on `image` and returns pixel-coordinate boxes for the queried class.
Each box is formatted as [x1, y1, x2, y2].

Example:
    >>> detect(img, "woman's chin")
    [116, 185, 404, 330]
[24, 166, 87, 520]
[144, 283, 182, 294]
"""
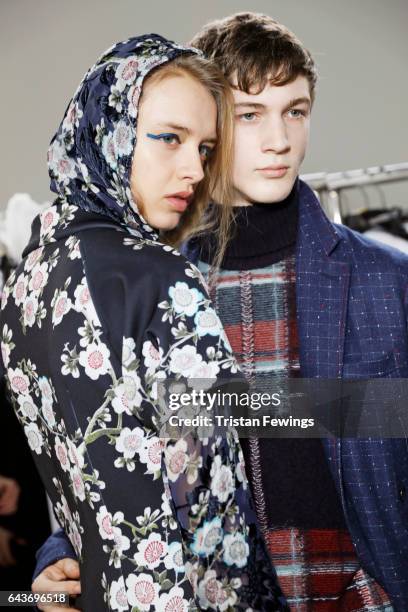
[149, 211, 183, 232]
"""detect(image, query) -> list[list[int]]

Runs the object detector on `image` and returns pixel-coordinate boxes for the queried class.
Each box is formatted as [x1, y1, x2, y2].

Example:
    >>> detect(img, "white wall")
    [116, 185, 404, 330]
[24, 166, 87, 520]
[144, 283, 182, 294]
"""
[1, 0, 407, 207]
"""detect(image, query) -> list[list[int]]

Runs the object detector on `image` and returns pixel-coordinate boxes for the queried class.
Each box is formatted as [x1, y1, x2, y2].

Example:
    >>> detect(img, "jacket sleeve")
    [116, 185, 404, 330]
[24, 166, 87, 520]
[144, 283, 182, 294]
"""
[33, 529, 76, 581]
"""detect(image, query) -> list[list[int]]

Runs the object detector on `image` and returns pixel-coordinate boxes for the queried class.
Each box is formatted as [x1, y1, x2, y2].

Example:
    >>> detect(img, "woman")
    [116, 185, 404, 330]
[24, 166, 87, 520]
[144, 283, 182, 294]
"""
[0, 35, 285, 610]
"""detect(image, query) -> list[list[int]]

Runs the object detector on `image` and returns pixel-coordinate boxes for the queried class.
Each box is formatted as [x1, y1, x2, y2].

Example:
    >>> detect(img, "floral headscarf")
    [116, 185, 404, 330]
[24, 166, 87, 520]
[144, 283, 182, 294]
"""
[47, 34, 199, 240]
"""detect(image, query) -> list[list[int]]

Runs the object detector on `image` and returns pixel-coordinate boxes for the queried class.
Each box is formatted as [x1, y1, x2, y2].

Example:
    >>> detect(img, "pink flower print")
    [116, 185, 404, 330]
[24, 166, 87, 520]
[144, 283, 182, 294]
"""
[126, 572, 160, 611]
[133, 533, 167, 570]
[79, 342, 110, 380]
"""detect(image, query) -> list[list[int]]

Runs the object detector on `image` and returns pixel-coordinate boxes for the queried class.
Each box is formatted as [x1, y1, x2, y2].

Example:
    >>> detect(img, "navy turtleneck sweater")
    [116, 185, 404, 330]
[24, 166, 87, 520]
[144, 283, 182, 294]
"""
[195, 182, 298, 270]
[195, 185, 347, 530]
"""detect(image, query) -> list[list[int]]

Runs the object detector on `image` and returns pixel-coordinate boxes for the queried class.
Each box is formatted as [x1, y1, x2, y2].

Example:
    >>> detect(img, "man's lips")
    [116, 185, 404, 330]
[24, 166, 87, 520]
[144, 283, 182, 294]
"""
[165, 191, 193, 213]
[257, 165, 289, 178]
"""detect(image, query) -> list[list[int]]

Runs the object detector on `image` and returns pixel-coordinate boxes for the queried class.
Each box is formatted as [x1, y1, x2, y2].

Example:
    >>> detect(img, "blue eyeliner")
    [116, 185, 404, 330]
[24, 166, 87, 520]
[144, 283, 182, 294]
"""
[146, 132, 174, 140]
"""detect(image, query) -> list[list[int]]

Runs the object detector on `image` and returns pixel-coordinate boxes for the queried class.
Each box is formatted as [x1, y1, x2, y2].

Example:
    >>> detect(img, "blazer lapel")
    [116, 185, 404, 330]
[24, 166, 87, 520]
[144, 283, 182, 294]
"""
[295, 181, 350, 379]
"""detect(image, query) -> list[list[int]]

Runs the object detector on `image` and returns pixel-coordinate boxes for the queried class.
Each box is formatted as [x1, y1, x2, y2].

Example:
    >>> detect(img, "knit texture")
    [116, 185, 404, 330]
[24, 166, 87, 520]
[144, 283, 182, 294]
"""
[197, 251, 392, 611]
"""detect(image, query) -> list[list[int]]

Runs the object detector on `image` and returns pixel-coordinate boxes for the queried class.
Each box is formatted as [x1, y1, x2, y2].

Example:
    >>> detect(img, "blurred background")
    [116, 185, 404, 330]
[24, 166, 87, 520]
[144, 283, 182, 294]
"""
[1, 0, 407, 209]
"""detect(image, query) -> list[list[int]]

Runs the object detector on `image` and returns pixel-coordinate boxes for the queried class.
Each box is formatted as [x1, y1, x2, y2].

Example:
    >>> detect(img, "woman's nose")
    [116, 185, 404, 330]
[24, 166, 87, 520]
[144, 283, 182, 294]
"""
[176, 149, 205, 184]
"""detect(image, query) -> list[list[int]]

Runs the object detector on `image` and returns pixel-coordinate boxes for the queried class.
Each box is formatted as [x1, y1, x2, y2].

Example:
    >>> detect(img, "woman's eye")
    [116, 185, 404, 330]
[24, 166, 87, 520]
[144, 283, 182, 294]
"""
[159, 133, 180, 144]
[199, 145, 214, 161]
[146, 132, 180, 145]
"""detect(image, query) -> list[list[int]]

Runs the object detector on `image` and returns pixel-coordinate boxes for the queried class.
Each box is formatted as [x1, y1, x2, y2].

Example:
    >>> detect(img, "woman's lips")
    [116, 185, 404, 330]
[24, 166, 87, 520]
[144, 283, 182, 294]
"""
[166, 196, 189, 212]
[257, 166, 289, 178]
[165, 191, 193, 212]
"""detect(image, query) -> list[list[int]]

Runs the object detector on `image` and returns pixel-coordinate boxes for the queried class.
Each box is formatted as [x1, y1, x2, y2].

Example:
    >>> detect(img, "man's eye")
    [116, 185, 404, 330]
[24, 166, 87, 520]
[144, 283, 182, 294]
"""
[287, 109, 306, 118]
[199, 145, 214, 160]
[239, 112, 256, 121]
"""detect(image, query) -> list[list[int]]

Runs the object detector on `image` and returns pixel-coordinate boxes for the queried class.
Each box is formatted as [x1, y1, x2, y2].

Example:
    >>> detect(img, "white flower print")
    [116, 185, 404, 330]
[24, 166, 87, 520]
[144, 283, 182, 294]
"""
[62, 101, 83, 132]
[54, 494, 72, 526]
[164, 541, 185, 574]
[127, 83, 141, 118]
[41, 400, 56, 428]
[28, 262, 49, 295]
[112, 373, 142, 415]
[169, 345, 202, 376]
[160, 490, 172, 517]
[142, 339, 163, 374]
[157, 586, 189, 612]
[70, 466, 86, 502]
[39, 207, 60, 238]
[54, 437, 70, 473]
[168, 282, 204, 317]
[115, 426, 145, 459]
[133, 532, 167, 570]
[164, 439, 188, 482]
[61, 347, 80, 378]
[65, 236, 81, 260]
[78, 341, 110, 380]
[222, 532, 249, 568]
[8, 367, 30, 395]
[24, 247, 44, 272]
[67, 439, 85, 471]
[112, 526, 130, 556]
[1, 343, 10, 369]
[48, 141, 77, 186]
[22, 294, 39, 328]
[189, 361, 220, 391]
[102, 133, 117, 170]
[125, 572, 160, 611]
[24, 422, 43, 455]
[210, 455, 234, 503]
[194, 308, 221, 337]
[96, 505, 115, 541]
[17, 394, 38, 421]
[108, 85, 123, 113]
[139, 437, 165, 474]
[51, 290, 71, 326]
[68, 516, 83, 558]
[113, 120, 133, 157]
[115, 57, 139, 91]
[38, 376, 53, 404]
[109, 576, 128, 611]
[197, 568, 238, 612]
[122, 337, 136, 368]
[235, 459, 248, 490]
[73, 278, 101, 326]
[13, 273, 27, 306]
[191, 517, 223, 557]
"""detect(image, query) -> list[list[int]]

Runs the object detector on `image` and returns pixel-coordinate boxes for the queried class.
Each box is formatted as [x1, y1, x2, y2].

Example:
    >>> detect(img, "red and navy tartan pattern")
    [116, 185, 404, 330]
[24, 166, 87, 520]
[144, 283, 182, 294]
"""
[201, 255, 392, 611]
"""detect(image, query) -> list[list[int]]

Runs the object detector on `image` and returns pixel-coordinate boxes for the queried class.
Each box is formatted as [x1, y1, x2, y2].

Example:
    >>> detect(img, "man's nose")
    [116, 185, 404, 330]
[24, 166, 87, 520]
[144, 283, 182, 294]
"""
[261, 117, 290, 154]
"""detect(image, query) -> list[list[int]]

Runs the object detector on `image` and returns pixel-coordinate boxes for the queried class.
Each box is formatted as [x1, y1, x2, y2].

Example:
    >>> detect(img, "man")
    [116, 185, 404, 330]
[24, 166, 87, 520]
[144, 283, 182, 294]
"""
[32, 13, 408, 611]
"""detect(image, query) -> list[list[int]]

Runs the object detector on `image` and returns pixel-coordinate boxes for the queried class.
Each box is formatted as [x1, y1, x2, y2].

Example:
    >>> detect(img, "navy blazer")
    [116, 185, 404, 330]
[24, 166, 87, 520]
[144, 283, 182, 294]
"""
[34, 181, 408, 610]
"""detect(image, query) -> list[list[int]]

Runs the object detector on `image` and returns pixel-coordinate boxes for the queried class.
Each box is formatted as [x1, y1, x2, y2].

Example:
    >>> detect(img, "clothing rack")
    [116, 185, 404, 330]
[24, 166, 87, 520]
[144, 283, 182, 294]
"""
[301, 162, 408, 223]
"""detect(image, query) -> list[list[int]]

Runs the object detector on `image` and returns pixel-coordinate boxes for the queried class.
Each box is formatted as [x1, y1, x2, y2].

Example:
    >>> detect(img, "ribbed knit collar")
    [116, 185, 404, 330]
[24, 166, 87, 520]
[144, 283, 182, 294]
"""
[195, 179, 299, 270]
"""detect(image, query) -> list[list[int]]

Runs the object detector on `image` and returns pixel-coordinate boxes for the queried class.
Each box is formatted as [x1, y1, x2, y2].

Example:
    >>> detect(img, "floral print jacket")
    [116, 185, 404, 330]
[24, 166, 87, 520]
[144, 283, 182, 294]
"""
[0, 34, 286, 611]
[0, 203, 285, 610]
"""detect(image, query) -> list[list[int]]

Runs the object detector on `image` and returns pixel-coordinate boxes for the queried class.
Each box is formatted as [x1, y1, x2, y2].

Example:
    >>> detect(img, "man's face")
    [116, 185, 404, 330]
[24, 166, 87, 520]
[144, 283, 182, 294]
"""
[231, 75, 311, 205]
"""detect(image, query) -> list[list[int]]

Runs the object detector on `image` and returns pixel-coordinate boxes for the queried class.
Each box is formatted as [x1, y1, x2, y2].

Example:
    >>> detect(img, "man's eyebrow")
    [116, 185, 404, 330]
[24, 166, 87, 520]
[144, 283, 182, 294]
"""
[156, 123, 217, 143]
[234, 98, 311, 111]
[234, 102, 265, 110]
[285, 97, 311, 109]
